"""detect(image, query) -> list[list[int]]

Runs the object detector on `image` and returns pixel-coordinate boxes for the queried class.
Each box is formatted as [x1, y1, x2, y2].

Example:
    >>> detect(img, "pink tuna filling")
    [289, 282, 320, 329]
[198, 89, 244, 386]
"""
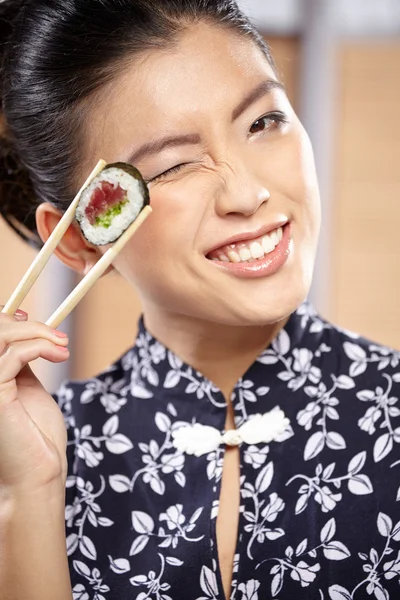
[85, 182, 126, 225]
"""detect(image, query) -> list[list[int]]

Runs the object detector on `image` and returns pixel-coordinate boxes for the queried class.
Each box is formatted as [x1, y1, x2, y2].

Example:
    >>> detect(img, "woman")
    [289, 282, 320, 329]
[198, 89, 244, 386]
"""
[0, 1, 399, 599]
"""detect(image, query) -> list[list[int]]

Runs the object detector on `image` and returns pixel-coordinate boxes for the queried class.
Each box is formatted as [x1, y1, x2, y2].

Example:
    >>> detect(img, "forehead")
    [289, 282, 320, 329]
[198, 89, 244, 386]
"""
[85, 23, 276, 160]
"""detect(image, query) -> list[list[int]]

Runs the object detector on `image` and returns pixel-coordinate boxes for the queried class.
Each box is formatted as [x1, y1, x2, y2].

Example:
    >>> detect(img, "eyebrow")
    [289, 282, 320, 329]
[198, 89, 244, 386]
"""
[231, 79, 285, 121]
[126, 133, 201, 165]
[125, 79, 285, 165]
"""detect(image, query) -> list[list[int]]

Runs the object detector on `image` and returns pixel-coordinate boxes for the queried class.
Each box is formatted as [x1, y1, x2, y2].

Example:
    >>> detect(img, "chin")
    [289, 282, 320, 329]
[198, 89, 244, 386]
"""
[225, 262, 315, 326]
[202, 285, 308, 328]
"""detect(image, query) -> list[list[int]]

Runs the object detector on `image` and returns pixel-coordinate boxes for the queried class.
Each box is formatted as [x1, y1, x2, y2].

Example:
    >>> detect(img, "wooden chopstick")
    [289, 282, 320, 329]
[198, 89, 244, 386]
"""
[2, 159, 107, 316]
[45, 205, 152, 329]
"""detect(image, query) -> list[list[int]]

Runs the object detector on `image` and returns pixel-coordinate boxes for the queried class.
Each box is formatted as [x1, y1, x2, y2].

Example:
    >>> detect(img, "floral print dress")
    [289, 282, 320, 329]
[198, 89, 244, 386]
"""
[56, 302, 400, 600]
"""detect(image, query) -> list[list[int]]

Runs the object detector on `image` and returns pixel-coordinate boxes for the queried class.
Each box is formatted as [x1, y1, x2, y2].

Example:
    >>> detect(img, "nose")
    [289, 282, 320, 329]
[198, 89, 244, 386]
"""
[214, 160, 271, 218]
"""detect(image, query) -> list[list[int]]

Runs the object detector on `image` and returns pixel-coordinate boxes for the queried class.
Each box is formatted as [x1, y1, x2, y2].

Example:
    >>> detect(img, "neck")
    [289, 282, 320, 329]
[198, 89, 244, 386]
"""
[142, 306, 288, 401]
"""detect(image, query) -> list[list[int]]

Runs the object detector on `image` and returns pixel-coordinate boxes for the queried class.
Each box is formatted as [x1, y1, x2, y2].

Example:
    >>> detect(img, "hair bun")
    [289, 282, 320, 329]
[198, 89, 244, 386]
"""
[0, 0, 40, 247]
[0, 129, 40, 246]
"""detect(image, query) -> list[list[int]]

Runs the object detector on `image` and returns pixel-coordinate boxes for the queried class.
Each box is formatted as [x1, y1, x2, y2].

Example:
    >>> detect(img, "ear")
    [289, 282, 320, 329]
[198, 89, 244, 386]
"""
[36, 202, 105, 276]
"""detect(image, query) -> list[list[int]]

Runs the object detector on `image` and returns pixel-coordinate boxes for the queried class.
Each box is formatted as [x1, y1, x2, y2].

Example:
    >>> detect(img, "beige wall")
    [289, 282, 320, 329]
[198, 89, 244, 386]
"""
[328, 43, 400, 349]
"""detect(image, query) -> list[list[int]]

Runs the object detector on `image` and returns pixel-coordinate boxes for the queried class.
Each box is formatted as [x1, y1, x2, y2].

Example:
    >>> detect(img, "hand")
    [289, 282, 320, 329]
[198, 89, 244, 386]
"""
[0, 309, 70, 495]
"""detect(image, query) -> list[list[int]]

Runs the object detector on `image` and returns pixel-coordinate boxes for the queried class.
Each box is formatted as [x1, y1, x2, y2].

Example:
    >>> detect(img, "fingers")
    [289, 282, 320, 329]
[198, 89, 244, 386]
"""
[0, 338, 70, 386]
[0, 307, 28, 323]
[0, 307, 70, 389]
[0, 319, 69, 355]
[0, 307, 70, 491]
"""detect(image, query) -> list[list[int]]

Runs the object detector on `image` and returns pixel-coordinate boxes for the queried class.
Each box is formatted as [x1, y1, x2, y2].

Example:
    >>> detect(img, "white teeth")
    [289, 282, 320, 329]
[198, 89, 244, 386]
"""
[210, 225, 284, 264]
[250, 241, 264, 259]
[227, 250, 241, 263]
[262, 234, 275, 254]
[239, 247, 252, 261]
[270, 230, 279, 246]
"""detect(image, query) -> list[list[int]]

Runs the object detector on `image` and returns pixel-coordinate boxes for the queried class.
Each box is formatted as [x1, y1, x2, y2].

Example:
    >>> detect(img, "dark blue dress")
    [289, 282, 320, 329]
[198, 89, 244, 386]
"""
[55, 302, 400, 600]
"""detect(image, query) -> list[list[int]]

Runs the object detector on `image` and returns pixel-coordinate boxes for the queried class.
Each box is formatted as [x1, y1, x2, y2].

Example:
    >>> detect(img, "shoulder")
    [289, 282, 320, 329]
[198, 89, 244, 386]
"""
[269, 303, 400, 388]
[311, 316, 400, 459]
[52, 347, 134, 419]
[320, 315, 400, 386]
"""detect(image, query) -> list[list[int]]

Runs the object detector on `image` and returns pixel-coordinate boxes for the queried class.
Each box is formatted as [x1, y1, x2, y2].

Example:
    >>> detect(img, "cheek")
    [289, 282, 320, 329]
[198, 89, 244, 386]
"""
[113, 186, 199, 279]
[250, 125, 319, 215]
[277, 129, 320, 220]
[289, 132, 321, 243]
[292, 129, 319, 200]
[146, 186, 199, 250]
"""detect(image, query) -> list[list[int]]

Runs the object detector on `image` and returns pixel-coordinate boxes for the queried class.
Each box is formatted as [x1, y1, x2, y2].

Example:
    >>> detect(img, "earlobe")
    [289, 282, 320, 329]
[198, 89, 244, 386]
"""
[35, 202, 104, 275]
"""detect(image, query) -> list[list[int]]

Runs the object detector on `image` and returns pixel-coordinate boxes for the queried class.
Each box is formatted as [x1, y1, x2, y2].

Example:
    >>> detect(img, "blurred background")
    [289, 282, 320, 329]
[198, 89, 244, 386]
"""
[1, 0, 400, 392]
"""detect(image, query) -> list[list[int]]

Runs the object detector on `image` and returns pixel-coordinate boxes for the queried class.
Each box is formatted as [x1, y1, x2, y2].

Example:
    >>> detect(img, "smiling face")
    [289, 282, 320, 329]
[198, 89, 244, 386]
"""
[83, 23, 321, 328]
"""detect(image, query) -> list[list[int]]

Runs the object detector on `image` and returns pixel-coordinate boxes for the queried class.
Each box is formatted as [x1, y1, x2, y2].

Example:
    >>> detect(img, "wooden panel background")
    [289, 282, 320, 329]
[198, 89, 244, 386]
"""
[72, 37, 300, 379]
[329, 43, 400, 349]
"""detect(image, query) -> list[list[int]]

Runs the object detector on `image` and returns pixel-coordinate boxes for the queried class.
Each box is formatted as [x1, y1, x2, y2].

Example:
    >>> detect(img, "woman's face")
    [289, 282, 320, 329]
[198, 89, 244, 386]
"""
[84, 24, 321, 327]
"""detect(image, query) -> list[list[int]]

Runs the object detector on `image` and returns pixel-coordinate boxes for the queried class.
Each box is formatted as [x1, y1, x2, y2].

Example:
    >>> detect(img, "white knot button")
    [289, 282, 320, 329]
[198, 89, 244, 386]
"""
[172, 408, 291, 457]
[222, 430, 243, 447]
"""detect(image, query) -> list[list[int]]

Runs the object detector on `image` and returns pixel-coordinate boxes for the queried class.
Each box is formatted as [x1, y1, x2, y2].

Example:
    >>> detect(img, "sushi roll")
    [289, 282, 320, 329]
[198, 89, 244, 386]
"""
[75, 162, 150, 245]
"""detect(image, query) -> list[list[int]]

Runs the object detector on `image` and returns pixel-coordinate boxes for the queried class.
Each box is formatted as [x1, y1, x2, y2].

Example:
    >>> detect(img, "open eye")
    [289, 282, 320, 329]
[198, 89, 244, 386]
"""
[249, 111, 288, 136]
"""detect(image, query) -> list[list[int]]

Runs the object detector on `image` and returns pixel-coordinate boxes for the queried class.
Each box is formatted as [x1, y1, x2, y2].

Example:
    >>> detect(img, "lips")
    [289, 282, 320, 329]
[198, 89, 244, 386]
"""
[206, 221, 288, 254]
[206, 222, 292, 279]
[206, 221, 288, 264]
[208, 226, 283, 263]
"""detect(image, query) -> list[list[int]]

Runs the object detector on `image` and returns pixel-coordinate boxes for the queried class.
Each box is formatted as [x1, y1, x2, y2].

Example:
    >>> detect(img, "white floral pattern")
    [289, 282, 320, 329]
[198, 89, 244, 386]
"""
[55, 302, 400, 599]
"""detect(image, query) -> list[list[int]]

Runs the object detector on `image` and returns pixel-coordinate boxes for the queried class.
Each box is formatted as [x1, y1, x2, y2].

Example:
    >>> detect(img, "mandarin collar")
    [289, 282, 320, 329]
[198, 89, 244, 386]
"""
[131, 300, 319, 403]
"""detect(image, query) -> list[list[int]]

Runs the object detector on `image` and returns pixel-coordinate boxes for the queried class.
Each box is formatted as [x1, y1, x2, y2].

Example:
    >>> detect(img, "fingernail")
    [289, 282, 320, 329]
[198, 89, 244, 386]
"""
[52, 329, 68, 339]
[58, 346, 70, 353]
[15, 310, 28, 317]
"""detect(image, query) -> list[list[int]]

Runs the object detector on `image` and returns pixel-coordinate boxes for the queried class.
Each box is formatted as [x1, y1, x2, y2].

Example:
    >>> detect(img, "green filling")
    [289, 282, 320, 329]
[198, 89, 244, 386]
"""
[95, 199, 128, 229]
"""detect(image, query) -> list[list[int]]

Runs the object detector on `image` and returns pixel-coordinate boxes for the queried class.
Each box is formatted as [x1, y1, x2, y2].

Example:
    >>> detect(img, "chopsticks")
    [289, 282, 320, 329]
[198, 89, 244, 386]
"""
[2, 159, 107, 316]
[2, 159, 152, 329]
[45, 205, 151, 329]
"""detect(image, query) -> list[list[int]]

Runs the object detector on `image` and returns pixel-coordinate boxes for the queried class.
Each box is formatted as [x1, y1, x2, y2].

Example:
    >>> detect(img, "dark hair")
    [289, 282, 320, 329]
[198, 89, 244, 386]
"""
[0, 0, 275, 248]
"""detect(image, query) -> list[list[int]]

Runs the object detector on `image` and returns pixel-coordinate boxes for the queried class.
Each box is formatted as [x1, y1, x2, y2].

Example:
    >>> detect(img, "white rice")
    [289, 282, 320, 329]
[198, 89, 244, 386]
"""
[76, 167, 145, 245]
